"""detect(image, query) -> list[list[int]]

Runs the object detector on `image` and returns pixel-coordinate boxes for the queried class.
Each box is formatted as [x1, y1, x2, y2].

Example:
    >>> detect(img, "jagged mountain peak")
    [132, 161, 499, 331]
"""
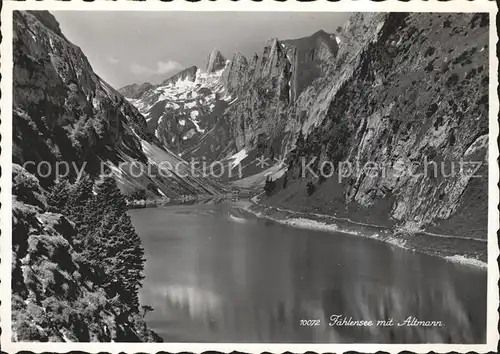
[226, 52, 249, 71]
[206, 49, 226, 73]
[123, 27, 345, 160]
[121, 55, 234, 154]
[232, 52, 248, 63]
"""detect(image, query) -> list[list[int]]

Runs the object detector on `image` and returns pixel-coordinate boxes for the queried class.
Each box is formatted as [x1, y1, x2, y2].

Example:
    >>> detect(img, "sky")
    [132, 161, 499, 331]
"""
[53, 11, 350, 89]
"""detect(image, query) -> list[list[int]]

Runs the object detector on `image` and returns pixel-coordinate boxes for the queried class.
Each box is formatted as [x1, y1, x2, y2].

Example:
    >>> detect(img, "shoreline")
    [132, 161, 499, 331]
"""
[242, 201, 487, 270]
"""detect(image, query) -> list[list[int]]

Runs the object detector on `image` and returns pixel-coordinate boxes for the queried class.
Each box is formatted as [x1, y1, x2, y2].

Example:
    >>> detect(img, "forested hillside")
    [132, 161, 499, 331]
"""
[11, 10, 173, 342]
[12, 166, 161, 341]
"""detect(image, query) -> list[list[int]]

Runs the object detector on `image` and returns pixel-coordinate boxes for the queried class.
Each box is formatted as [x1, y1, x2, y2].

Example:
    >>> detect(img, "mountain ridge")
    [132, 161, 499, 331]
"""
[119, 29, 340, 163]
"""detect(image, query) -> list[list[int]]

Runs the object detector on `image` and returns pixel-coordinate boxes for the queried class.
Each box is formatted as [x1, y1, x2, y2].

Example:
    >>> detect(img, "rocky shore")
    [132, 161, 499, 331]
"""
[245, 199, 487, 268]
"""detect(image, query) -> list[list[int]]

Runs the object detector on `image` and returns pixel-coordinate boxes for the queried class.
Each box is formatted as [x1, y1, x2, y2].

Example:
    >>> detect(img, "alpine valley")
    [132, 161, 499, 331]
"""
[121, 13, 489, 254]
[10, 10, 489, 343]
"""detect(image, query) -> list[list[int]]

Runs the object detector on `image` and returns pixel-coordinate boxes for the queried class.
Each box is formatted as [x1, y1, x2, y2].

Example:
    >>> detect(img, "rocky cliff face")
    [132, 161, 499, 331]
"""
[178, 33, 340, 168]
[221, 52, 248, 94]
[13, 10, 222, 198]
[206, 49, 226, 73]
[273, 12, 489, 237]
[125, 12, 488, 236]
[221, 38, 293, 151]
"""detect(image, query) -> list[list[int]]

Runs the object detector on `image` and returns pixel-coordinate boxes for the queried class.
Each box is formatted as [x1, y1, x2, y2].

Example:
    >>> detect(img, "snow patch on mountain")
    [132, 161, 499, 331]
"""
[229, 149, 248, 168]
[184, 128, 197, 140]
[125, 61, 231, 150]
[189, 110, 205, 133]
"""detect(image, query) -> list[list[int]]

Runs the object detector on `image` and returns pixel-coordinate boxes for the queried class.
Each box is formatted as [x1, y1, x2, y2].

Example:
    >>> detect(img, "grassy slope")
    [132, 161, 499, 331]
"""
[263, 175, 396, 228]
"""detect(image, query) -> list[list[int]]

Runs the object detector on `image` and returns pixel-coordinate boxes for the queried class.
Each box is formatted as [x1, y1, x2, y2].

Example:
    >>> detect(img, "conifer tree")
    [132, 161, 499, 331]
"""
[64, 173, 94, 216]
[296, 131, 305, 154]
[46, 177, 72, 212]
[46, 173, 146, 310]
[90, 176, 145, 309]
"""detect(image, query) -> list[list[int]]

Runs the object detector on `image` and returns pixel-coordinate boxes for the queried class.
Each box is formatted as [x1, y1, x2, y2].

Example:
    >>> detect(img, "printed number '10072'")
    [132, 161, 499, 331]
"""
[300, 319, 320, 326]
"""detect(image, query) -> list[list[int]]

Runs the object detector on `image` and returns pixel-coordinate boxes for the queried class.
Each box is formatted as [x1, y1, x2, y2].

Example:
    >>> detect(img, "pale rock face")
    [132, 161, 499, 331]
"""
[284, 12, 489, 233]
[223, 38, 293, 151]
[244, 53, 260, 84]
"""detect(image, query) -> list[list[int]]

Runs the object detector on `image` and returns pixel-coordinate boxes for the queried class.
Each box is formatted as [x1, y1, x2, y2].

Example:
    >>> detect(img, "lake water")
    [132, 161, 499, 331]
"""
[129, 202, 486, 343]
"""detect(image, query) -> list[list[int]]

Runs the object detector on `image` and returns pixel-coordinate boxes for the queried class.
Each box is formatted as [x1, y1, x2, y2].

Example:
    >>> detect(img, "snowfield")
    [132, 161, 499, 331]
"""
[126, 63, 231, 145]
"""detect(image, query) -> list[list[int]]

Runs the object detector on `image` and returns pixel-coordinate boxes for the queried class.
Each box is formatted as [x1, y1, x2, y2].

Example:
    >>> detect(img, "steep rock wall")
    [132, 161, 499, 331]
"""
[283, 12, 489, 235]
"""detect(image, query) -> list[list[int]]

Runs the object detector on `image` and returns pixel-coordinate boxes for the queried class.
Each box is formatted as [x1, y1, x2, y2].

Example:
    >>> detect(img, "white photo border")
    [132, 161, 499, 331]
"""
[1, 0, 498, 353]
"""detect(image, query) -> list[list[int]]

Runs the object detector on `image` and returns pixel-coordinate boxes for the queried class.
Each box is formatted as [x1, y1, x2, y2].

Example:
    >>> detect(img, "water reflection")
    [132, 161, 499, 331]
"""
[130, 203, 486, 343]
